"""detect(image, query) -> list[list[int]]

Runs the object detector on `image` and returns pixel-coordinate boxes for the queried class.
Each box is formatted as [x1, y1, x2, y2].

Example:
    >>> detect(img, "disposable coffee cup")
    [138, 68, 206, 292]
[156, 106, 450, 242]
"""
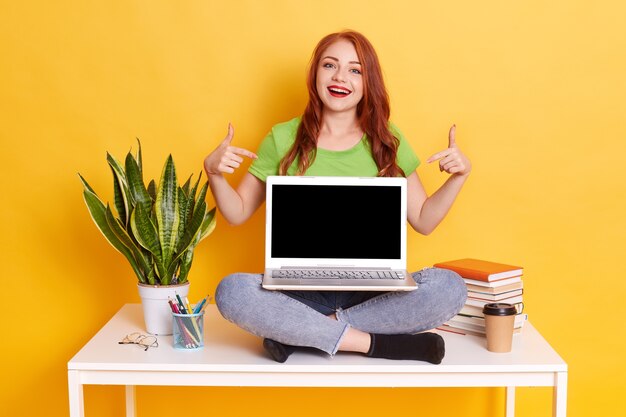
[482, 303, 517, 353]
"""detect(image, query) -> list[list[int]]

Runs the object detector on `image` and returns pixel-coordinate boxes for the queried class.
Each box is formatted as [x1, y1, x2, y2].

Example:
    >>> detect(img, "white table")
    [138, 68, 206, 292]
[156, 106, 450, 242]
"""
[68, 304, 567, 417]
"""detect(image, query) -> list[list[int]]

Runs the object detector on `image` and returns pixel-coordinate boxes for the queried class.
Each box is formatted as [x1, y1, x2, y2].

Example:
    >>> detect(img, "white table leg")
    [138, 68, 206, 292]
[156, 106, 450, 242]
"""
[505, 386, 515, 417]
[125, 385, 136, 417]
[68, 370, 84, 417]
[553, 371, 568, 417]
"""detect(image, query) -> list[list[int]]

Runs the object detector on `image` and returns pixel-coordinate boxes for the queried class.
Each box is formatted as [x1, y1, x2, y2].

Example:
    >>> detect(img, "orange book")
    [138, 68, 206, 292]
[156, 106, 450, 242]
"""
[434, 258, 523, 282]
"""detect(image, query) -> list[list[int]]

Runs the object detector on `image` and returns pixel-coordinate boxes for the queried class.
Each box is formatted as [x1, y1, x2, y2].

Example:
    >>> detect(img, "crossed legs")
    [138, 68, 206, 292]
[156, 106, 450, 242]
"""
[215, 268, 467, 362]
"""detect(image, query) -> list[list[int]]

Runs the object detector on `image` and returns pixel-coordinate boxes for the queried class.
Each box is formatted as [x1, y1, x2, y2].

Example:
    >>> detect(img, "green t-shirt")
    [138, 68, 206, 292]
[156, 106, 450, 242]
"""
[249, 117, 420, 181]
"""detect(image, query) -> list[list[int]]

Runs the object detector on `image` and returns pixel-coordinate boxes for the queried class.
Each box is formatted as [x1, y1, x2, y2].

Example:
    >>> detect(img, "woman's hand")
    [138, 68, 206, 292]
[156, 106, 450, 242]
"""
[426, 125, 471, 176]
[203, 124, 258, 176]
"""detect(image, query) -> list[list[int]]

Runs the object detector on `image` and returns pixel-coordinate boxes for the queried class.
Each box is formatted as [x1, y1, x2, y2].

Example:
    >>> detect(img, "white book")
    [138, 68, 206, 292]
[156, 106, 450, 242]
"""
[465, 295, 523, 308]
[439, 323, 524, 336]
[459, 302, 524, 317]
[450, 313, 528, 328]
[467, 289, 524, 301]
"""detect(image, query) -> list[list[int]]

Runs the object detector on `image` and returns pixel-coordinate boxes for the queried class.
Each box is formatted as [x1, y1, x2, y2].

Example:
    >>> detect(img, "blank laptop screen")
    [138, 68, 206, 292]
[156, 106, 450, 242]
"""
[271, 184, 401, 259]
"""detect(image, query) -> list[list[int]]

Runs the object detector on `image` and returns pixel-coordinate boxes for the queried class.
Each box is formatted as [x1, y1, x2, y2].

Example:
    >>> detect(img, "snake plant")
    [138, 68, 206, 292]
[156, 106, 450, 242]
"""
[79, 142, 216, 285]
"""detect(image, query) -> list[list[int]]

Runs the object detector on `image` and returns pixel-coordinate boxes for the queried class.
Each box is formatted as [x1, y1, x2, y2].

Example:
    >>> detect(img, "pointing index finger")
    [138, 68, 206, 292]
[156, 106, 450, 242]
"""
[426, 148, 453, 163]
[230, 146, 258, 160]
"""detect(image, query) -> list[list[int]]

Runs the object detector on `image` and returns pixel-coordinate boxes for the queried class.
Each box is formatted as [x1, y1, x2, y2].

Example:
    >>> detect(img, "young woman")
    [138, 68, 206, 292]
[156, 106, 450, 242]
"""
[203, 30, 471, 364]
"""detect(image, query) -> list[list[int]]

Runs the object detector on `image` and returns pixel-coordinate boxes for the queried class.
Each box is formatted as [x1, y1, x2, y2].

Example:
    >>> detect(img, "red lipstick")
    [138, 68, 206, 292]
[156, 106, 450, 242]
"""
[327, 85, 351, 98]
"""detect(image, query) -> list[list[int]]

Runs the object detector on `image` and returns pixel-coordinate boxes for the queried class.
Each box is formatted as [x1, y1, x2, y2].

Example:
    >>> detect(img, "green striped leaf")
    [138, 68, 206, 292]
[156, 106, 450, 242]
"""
[177, 187, 189, 243]
[125, 152, 151, 211]
[147, 179, 156, 202]
[136, 138, 143, 177]
[166, 259, 181, 285]
[185, 173, 202, 224]
[77, 173, 97, 194]
[155, 155, 180, 271]
[195, 181, 209, 212]
[197, 207, 217, 242]
[131, 204, 167, 281]
[182, 174, 192, 195]
[177, 248, 194, 284]
[107, 153, 130, 228]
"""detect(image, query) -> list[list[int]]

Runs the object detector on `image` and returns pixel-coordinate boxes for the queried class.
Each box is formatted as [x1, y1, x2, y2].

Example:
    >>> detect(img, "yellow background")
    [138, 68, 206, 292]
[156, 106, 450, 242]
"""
[1, 1, 624, 416]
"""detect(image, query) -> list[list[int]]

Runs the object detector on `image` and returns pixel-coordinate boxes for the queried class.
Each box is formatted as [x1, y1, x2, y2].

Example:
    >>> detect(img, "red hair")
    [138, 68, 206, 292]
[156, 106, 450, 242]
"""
[279, 30, 404, 177]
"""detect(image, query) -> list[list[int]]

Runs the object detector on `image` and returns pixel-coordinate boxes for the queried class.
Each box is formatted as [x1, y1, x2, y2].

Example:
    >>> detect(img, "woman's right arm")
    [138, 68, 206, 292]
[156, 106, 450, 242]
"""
[203, 124, 266, 226]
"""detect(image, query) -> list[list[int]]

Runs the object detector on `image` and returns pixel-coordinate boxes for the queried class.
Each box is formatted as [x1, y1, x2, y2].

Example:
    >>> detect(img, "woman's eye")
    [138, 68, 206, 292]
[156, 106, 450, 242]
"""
[323, 63, 334, 69]
[350, 68, 362, 75]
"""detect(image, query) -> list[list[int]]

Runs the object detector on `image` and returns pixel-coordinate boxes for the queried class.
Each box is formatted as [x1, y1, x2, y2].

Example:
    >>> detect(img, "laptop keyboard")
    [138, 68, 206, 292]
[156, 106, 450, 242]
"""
[271, 269, 405, 280]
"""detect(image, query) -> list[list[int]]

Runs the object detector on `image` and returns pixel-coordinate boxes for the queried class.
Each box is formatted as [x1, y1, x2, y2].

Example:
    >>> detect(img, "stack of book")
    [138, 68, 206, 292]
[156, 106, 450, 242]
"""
[433, 258, 527, 337]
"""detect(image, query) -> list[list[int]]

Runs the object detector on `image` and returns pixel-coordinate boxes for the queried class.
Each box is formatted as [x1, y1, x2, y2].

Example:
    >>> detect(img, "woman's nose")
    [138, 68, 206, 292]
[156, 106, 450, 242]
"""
[332, 69, 346, 82]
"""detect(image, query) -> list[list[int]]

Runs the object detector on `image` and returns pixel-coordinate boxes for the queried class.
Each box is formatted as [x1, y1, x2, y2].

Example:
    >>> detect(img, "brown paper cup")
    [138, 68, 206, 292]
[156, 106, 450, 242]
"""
[484, 314, 515, 352]
[483, 303, 517, 353]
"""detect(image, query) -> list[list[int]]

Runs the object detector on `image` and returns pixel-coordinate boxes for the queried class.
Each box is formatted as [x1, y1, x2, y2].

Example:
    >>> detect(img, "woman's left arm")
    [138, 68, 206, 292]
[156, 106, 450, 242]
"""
[406, 125, 471, 235]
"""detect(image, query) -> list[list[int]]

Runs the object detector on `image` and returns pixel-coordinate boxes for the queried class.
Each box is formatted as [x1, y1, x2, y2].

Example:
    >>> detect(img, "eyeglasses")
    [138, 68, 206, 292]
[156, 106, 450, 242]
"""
[118, 332, 159, 351]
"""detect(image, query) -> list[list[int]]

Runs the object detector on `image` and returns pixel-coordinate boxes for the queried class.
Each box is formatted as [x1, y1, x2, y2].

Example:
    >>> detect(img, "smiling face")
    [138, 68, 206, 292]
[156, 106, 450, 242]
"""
[315, 39, 364, 115]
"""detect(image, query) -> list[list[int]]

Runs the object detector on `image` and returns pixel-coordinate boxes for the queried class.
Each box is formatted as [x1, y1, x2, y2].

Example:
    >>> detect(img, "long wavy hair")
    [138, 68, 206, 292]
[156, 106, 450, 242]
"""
[278, 30, 404, 177]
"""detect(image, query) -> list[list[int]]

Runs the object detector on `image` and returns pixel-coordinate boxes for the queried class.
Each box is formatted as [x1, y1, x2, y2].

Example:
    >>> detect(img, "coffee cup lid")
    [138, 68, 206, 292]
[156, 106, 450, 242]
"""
[482, 303, 517, 316]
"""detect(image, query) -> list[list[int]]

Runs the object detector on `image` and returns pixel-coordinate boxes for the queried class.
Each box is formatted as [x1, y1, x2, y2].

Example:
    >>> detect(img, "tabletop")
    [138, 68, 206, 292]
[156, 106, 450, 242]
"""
[68, 304, 567, 375]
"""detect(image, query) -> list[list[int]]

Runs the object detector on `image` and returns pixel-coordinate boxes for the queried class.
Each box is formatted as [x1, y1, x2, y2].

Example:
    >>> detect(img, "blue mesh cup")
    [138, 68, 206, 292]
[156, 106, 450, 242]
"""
[172, 311, 205, 350]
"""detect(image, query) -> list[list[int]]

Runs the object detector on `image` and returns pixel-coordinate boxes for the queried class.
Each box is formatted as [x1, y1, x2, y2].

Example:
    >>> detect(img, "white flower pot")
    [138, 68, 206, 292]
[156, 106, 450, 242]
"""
[137, 282, 190, 335]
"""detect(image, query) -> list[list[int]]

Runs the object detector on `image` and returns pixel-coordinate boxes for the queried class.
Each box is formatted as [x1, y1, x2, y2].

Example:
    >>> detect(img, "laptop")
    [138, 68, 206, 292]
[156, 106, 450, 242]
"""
[261, 175, 417, 291]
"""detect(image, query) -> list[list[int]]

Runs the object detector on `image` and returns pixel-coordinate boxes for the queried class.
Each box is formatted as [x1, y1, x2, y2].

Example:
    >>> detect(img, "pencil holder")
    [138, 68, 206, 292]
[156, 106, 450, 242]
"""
[172, 311, 205, 350]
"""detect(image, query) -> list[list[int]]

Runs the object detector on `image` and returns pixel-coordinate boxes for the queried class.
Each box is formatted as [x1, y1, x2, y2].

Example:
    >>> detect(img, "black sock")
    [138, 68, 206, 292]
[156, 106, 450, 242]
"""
[366, 333, 445, 364]
[263, 338, 296, 363]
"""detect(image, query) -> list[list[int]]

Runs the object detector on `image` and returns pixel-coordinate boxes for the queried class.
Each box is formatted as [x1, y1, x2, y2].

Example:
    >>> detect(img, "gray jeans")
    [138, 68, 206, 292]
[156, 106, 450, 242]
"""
[215, 267, 467, 355]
